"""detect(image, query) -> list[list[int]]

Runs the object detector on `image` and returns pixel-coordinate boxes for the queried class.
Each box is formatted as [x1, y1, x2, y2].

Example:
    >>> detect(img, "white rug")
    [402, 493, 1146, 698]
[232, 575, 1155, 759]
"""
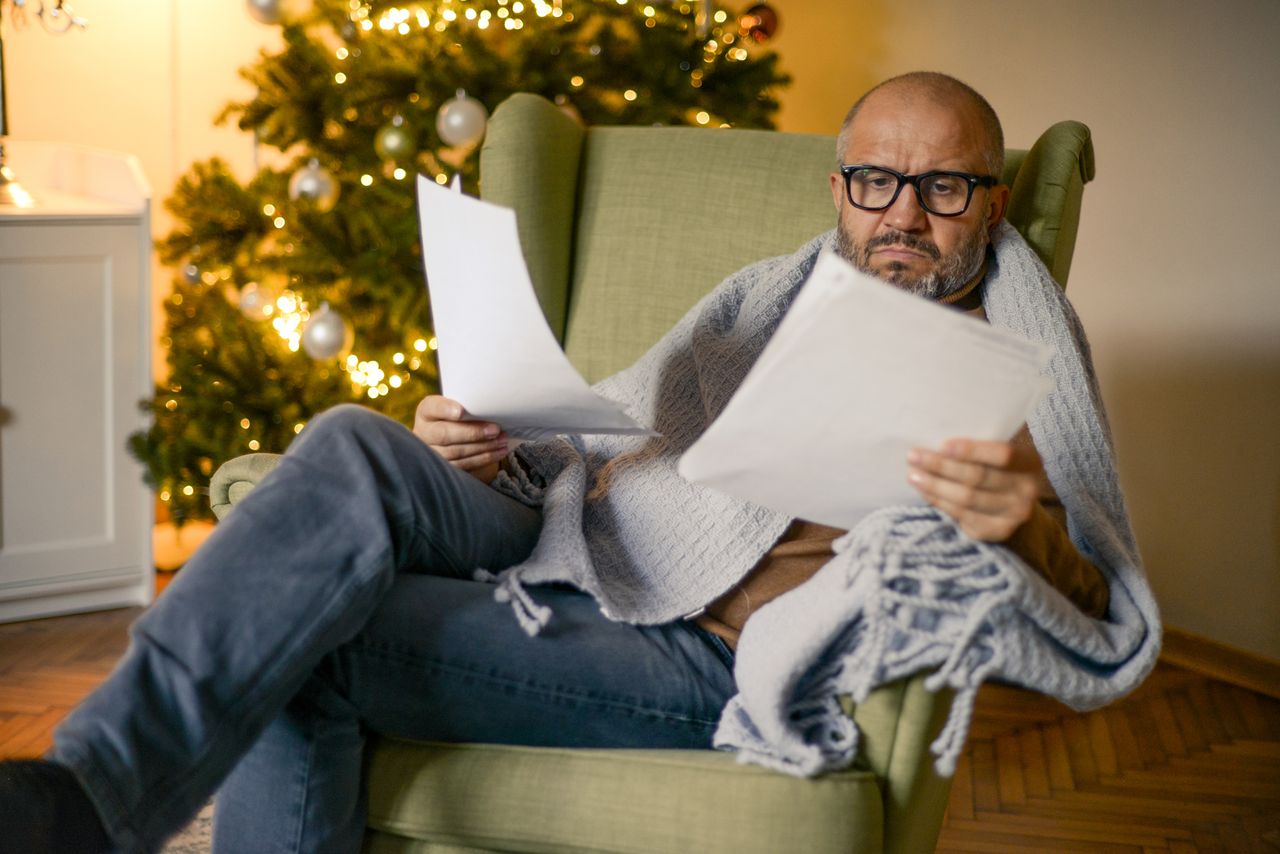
[159, 802, 213, 854]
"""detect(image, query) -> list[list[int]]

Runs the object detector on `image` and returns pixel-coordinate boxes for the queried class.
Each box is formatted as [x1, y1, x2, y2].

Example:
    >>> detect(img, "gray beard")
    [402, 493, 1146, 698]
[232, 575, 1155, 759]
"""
[835, 223, 988, 301]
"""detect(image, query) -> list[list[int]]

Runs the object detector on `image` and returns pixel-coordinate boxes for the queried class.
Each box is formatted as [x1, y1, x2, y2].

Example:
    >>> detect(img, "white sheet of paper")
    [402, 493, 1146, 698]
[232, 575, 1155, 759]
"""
[678, 250, 1054, 529]
[416, 175, 654, 439]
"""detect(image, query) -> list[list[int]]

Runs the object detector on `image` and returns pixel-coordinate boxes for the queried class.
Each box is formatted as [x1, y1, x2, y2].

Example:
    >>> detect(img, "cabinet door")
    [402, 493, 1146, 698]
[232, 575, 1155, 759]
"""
[0, 219, 152, 619]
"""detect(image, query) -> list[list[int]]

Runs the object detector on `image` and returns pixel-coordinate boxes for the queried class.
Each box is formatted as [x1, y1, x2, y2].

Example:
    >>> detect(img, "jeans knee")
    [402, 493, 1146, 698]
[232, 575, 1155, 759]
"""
[308, 403, 383, 435]
[292, 404, 445, 478]
[301, 404, 401, 448]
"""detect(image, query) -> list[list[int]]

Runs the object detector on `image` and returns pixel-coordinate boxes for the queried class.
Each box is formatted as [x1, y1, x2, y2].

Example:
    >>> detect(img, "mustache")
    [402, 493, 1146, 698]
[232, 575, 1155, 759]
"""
[865, 230, 941, 260]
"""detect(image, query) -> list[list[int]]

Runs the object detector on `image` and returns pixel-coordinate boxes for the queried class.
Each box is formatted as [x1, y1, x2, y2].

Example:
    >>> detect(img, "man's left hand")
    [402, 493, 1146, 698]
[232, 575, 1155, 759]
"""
[906, 438, 1042, 542]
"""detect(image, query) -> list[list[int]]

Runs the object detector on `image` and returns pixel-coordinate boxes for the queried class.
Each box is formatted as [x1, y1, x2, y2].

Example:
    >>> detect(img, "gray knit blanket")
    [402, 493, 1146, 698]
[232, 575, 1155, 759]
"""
[488, 223, 1161, 777]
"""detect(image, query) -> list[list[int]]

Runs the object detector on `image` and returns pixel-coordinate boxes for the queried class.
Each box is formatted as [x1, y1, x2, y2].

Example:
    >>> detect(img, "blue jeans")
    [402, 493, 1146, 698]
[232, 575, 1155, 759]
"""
[51, 405, 737, 853]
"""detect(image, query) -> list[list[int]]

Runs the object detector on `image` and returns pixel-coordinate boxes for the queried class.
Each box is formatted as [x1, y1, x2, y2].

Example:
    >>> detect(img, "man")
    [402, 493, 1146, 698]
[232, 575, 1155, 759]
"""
[0, 72, 1112, 853]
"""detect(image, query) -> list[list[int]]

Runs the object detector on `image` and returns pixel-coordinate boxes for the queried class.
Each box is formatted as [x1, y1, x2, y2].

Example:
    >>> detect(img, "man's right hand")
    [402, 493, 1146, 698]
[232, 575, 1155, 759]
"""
[413, 395, 508, 483]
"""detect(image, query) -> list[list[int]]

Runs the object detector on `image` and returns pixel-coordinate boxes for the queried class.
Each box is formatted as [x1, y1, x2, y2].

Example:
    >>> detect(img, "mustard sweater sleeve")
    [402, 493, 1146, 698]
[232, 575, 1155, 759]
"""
[1004, 501, 1110, 619]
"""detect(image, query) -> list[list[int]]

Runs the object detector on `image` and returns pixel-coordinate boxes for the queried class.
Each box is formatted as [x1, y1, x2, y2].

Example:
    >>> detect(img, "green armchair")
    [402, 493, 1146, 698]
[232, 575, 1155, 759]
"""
[211, 93, 1096, 853]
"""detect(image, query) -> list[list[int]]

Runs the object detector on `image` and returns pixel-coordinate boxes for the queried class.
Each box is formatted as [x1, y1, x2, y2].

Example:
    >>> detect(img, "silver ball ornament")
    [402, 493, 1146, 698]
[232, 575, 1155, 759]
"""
[301, 302, 352, 360]
[436, 90, 488, 148]
[246, 0, 282, 25]
[288, 159, 339, 211]
[374, 116, 415, 161]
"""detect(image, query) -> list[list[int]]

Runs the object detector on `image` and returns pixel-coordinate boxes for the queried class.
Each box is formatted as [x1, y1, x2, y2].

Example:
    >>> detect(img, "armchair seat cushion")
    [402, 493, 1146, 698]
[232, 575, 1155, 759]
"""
[364, 740, 883, 854]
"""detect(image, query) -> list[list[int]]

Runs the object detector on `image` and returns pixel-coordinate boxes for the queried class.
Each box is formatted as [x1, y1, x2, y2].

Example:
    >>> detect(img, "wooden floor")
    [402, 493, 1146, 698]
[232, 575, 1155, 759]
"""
[2, 604, 1278, 852]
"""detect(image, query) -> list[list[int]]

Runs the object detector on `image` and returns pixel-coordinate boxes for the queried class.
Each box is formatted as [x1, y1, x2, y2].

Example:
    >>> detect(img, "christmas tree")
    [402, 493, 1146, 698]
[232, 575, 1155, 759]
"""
[130, 0, 789, 525]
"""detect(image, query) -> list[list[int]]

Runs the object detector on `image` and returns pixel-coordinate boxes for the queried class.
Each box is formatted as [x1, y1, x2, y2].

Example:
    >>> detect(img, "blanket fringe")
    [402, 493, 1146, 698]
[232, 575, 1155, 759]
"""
[831, 510, 1022, 777]
[474, 568, 552, 637]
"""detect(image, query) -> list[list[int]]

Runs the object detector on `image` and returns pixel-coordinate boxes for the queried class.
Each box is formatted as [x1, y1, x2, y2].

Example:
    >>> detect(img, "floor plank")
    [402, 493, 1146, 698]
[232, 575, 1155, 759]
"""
[2, 607, 1279, 851]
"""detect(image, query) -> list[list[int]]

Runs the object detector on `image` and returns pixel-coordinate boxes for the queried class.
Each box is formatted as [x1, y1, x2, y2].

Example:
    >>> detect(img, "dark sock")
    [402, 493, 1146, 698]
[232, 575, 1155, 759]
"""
[0, 759, 112, 854]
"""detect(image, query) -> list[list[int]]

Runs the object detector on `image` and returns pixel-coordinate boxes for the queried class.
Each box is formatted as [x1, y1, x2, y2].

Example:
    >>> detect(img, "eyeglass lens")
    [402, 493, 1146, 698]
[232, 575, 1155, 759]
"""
[846, 168, 973, 216]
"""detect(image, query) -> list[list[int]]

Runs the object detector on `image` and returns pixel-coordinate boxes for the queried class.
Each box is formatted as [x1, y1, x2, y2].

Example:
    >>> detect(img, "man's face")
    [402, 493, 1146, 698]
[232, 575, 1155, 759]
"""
[830, 91, 1009, 300]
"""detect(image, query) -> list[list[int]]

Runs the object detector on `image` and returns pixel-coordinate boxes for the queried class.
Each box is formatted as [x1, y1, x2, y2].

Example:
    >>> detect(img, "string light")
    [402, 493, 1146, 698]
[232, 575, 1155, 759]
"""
[341, 1, 727, 43]
[204, 0, 760, 420]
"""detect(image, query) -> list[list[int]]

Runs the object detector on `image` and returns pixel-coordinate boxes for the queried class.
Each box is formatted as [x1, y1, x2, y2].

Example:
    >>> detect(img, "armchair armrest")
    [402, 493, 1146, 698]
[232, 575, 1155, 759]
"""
[209, 453, 283, 520]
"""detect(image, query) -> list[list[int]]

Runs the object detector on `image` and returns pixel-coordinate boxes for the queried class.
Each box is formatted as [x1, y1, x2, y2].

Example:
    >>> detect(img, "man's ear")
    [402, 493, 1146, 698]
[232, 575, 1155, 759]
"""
[986, 183, 1011, 231]
[830, 172, 845, 212]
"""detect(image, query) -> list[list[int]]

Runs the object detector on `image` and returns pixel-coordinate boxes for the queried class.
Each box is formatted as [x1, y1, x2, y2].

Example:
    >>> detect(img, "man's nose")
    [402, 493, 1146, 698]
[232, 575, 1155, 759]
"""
[882, 183, 928, 231]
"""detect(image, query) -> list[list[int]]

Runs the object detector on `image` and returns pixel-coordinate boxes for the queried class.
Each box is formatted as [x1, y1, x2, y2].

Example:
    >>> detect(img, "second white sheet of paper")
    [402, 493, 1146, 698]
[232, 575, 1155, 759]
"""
[678, 250, 1055, 529]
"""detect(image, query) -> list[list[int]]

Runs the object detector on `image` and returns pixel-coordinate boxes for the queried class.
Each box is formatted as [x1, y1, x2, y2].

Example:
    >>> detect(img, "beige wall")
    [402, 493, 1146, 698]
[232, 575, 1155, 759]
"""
[5, 1, 1278, 659]
[768, 0, 1280, 660]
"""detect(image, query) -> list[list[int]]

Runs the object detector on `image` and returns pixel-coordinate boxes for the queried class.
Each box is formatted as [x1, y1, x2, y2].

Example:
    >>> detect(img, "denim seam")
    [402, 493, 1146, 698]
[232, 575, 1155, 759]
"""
[359, 639, 722, 728]
[290, 722, 316, 854]
[128, 543, 396, 845]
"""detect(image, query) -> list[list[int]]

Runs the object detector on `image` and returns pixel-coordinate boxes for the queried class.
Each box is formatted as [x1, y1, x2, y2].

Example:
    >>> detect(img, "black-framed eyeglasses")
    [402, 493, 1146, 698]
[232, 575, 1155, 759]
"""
[839, 164, 997, 217]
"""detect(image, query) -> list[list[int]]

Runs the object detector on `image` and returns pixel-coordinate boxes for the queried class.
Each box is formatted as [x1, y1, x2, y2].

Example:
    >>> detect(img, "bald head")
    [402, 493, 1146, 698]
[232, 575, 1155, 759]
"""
[836, 72, 1004, 178]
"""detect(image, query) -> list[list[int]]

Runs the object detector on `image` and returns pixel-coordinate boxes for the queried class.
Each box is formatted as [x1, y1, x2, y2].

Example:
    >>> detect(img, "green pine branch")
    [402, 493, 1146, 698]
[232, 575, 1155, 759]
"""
[132, 0, 789, 524]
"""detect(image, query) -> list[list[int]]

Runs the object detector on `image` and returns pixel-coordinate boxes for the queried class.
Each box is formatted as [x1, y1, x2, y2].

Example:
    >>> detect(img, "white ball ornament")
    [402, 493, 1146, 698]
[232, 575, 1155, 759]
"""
[436, 89, 489, 148]
[374, 115, 415, 161]
[302, 302, 352, 360]
[246, 0, 282, 25]
[288, 159, 339, 211]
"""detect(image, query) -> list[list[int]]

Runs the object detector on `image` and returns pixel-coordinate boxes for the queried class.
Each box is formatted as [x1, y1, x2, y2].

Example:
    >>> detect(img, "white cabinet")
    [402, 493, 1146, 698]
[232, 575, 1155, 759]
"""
[0, 141, 153, 621]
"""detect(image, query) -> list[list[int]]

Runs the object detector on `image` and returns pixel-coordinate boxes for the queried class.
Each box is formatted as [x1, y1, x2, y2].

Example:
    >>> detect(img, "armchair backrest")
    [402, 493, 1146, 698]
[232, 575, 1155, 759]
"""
[475, 93, 1096, 854]
[479, 93, 1095, 383]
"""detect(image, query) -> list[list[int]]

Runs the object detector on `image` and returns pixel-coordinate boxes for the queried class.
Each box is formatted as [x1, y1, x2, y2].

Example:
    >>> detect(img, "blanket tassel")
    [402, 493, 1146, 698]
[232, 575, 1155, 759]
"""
[476, 569, 552, 637]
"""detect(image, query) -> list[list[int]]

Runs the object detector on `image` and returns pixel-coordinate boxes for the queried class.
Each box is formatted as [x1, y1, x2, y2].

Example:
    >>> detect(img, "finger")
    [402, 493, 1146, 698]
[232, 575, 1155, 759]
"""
[416, 395, 467, 422]
[425, 420, 504, 446]
[907, 466, 1020, 514]
[449, 447, 510, 472]
[433, 438, 508, 462]
[939, 438, 1016, 468]
[940, 437, 1043, 473]
[908, 449, 1017, 492]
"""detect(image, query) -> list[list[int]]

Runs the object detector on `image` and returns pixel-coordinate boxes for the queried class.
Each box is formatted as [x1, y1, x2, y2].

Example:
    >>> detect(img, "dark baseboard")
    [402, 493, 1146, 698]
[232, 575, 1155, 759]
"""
[1160, 625, 1280, 701]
